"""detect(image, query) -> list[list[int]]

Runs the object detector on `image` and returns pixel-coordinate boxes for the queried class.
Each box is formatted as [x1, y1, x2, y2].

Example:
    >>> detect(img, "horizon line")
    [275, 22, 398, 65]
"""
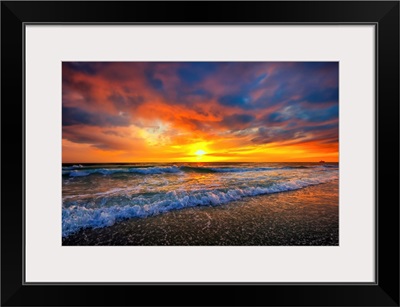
[62, 161, 339, 164]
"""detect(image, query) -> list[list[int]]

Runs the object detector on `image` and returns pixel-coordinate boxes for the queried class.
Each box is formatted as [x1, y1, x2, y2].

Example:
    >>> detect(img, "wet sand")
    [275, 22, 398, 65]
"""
[62, 180, 338, 246]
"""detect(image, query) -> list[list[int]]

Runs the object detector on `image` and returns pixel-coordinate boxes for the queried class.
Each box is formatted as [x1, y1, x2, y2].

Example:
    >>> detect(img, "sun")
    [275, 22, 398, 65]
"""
[195, 149, 206, 156]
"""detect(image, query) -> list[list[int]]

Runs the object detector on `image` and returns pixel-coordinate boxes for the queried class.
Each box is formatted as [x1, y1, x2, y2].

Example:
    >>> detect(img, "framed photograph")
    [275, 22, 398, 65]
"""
[1, 1, 399, 306]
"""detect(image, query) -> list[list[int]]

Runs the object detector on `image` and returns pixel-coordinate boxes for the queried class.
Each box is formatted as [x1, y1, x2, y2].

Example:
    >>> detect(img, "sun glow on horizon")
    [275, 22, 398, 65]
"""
[195, 149, 206, 156]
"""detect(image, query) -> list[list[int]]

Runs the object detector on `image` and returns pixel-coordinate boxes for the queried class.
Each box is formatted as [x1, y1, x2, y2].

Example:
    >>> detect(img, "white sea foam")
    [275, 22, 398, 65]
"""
[62, 172, 338, 237]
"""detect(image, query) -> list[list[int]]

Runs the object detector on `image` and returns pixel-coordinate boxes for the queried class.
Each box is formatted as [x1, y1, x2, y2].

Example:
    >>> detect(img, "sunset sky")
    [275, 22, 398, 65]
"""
[62, 62, 338, 163]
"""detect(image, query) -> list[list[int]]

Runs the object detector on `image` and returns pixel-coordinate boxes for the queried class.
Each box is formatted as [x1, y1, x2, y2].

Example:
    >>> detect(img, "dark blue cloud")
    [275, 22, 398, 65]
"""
[306, 105, 338, 122]
[265, 104, 338, 125]
[222, 113, 255, 127]
[267, 112, 288, 123]
[302, 122, 338, 132]
[219, 95, 252, 108]
[255, 73, 267, 83]
[269, 85, 291, 105]
[177, 62, 218, 85]
[174, 88, 213, 106]
[63, 106, 92, 126]
[190, 89, 212, 99]
[297, 62, 338, 72]
[215, 70, 271, 109]
[245, 62, 338, 109]
[251, 127, 300, 144]
[63, 62, 100, 75]
[304, 87, 338, 103]
[149, 78, 163, 90]
[145, 71, 163, 90]
[62, 106, 130, 127]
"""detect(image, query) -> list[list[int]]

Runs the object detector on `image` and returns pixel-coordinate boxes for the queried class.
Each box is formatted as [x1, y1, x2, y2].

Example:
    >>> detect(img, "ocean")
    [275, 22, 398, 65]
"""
[62, 162, 339, 243]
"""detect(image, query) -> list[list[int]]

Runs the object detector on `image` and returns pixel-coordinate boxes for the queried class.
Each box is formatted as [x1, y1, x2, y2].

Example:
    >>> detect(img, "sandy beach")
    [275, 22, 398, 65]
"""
[63, 180, 338, 246]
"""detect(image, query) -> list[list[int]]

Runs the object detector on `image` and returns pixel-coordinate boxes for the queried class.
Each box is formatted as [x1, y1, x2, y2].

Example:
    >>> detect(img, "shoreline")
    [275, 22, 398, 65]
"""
[62, 180, 339, 246]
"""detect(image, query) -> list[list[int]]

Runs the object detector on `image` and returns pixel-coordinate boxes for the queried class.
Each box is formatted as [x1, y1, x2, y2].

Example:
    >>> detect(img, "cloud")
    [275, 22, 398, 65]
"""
[63, 62, 100, 75]
[219, 94, 252, 108]
[251, 121, 338, 146]
[264, 104, 338, 124]
[145, 70, 164, 90]
[221, 113, 256, 129]
[62, 106, 131, 127]
[177, 62, 217, 85]
[63, 125, 144, 151]
[108, 93, 145, 109]
[304, 87, 339, 104]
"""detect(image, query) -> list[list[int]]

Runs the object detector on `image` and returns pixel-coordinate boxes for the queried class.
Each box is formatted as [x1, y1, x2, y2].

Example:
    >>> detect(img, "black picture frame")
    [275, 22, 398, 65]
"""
[1, 1, 399, 306]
